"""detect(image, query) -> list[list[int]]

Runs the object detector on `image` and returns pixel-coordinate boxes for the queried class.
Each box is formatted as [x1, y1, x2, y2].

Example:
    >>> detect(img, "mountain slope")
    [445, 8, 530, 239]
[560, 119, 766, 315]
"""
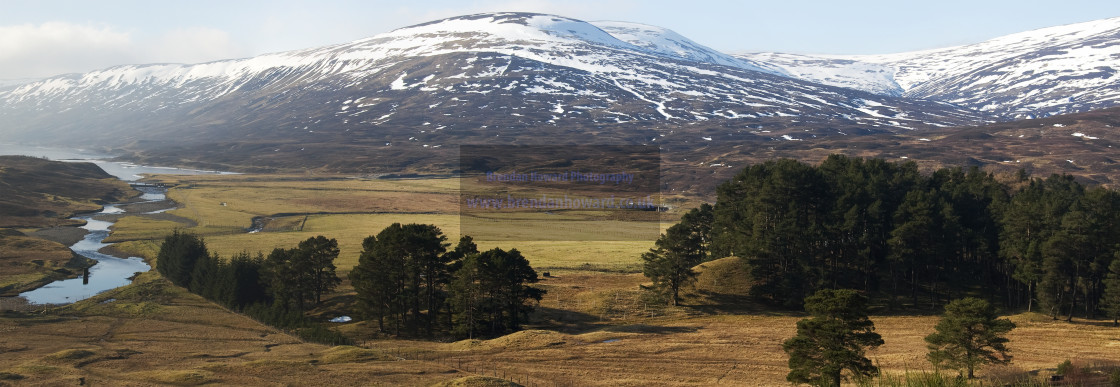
[738, 17, 1120, 118]
[731, 52, 903, 96]
[589, 21, 787, 75]
[0, 12, 985, 160]
[0, 156, 135, 227]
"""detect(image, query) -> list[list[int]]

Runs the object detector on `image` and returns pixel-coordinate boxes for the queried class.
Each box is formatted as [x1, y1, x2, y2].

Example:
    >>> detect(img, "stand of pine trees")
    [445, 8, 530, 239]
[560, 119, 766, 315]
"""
[156, 231, 349, 344]
[156, 224, 545, 342]
[349, 224, 545, 339]
[659, 155, 1120, 317]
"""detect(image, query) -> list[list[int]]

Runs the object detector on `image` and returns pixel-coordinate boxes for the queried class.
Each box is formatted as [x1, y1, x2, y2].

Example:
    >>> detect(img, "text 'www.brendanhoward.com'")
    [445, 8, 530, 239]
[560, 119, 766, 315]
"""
[463, 194, 657, 210]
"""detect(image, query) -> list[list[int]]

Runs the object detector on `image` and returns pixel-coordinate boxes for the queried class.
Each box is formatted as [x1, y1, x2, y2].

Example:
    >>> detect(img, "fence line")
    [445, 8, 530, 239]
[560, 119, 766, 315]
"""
[361, 343, 543, 387]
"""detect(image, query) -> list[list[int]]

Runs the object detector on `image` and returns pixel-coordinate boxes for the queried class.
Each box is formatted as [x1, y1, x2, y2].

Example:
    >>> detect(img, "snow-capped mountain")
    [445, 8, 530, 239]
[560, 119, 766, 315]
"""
[0, 78, 39, 89]
[731, 52, 902, 96]
[738, 17, 1120, 118]
[0, 12, 983, 153]
[589, 21, 787, 76]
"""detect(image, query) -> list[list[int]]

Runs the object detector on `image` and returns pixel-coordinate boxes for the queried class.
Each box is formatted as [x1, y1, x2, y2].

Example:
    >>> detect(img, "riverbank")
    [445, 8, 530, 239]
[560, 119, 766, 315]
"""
[0, 228, 94, 297]
[12, 184, 174, 305]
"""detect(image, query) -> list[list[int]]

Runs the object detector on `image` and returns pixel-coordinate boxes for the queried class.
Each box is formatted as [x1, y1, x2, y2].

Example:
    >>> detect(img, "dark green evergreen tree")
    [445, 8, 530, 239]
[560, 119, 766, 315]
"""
[680, 203, 714, 260]
[713, 159, 831, 307]
[189, 252, 223, 297]
[887, 189, 940, 307]
[261, 236, 342, 311]
[264, 247, 314, 311]
[448, 250, 484, 338]
[641, 204, 711, 305]
[445, 235, 479, 270]
[297, 235, 342, 304]
[818, 156, 917, 293]
[999, 180, 1050, 311]
[1103, 257, 1120, 326]
[784, 289, 883, 387]
[931, 167, 1008, 305]
[1040, 200, 1098, 321]
[449, 247, 544, 338]
[156, 230, 208, 288]
[223, 252, 268, 309]
[699, 156, 1120, 317]
[925, 297, 1015, 378]
[1079, 187, 1120, 319]
[350, 223, 448, 336]
[350, 232, 401, 333]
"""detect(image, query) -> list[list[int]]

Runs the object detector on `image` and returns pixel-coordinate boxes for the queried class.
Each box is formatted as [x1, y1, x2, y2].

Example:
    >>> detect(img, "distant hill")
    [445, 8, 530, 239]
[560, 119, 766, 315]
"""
[0, 156, 136, 227]
[656, 106, 1120, 198]
[2, 12, 1120, 196]
[738, 17, 1120, 119]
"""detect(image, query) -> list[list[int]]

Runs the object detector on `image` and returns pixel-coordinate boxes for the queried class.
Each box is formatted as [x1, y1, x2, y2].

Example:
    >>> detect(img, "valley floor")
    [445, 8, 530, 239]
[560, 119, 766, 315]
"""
[2, 174, 1116, 386]
[3, 272, 1116, 386]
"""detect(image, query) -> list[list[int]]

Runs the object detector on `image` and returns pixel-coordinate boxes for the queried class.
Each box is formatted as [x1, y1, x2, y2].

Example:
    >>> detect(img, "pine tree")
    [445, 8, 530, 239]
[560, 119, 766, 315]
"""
[713, 159, 830, 307]
[1103, 258, 1120, 326]
[999, 181, 1048, 311]
[224, 252, 268, 309]
[783, 289, 883, 386]
[887, 189, 939, 307]
[188, 252, 222, 297]
[448, 251, 484, 338]
[263, 247, 311, 311]
[350, 223, 448, 336]
[449, 247, 543, 338]
[925, 297, 1015, 378]
[156, 230, 208, 288]
[297, 235, 341, 304]
[641, 206, 709, 305]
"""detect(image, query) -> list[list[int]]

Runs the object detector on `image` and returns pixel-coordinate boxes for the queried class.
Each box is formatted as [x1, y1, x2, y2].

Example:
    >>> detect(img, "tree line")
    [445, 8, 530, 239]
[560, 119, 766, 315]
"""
[156, 231, 349, 344]
[155, 223, 545, 341]
[644, 155, 1120, 322]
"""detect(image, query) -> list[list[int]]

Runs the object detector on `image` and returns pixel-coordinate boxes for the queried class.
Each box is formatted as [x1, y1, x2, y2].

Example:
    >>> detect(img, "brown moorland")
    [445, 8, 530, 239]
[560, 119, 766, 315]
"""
[3, 172, 1118, 386]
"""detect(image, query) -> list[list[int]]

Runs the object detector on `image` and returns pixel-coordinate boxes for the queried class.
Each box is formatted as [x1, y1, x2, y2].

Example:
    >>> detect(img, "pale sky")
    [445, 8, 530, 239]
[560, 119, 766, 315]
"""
[2, 0, 1119, 79]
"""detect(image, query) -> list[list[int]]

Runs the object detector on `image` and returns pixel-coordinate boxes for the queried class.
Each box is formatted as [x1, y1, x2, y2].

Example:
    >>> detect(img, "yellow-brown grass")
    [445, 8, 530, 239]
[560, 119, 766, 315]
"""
[10, 173, 1110, 385]
[4, 246, 1118, 386]
[0, 269, 474, 386]
[120, 174, 665, 271]
[430, 375, 522, 387]
[0, 232, 88, 296]
[104, 216, 185, 243]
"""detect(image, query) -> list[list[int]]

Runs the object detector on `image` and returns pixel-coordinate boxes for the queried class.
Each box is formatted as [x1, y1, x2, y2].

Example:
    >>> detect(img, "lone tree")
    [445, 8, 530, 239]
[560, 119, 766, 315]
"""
[925, 297, 1016, 378]
[641, 204, 712, 306]
[784, 289, 884, 387]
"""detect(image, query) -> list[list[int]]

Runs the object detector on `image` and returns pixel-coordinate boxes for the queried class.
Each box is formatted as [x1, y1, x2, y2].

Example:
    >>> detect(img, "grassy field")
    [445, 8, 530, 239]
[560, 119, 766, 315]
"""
[0, 230, 92, 297]
[5, 173, 1117, 386]
[0, 270, 469, 386]
[113, 174, 665, 272]
[3, 258, 1117, 386]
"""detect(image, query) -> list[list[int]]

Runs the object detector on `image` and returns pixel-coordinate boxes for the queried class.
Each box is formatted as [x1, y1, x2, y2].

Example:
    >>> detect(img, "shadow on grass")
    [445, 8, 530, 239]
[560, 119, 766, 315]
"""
[681, 290, 806, 317]
[600, 324, 698, 334]
[530, 306, 605, 333]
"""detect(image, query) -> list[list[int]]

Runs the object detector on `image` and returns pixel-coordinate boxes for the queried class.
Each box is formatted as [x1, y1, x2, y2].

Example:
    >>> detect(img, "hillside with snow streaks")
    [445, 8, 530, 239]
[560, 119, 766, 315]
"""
[732, 52, 902, 96]
[0, 12, 984, 150]
[739, 17, 1120, 118]
[590, 21, 786, 76]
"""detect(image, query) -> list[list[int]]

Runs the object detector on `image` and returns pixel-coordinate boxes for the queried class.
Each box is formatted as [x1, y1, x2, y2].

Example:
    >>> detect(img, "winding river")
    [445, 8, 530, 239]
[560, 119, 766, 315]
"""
[17, 203, 154, 304]
[1, 144, 233, 304]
